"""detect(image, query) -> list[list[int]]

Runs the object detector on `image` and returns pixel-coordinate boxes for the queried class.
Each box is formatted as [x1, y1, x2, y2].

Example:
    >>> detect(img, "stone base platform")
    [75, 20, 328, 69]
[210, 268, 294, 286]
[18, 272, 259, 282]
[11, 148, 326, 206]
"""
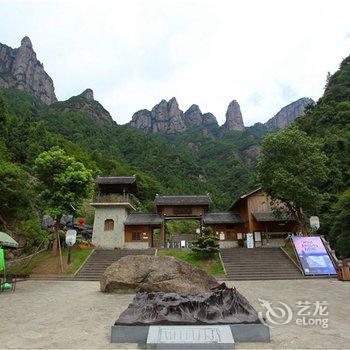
[111, 323, 270, 344]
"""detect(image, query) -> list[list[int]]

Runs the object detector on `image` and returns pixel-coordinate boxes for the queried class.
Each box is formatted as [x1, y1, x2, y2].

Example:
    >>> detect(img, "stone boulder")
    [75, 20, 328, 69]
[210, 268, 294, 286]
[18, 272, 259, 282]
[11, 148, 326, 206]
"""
[100, 255, 219, 293]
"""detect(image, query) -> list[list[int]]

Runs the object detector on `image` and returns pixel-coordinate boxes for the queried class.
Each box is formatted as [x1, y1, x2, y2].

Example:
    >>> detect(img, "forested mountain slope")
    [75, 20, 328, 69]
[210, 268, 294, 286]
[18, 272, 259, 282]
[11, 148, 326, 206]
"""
[0, 87, 257, 212]
[296, 55, 350, 255]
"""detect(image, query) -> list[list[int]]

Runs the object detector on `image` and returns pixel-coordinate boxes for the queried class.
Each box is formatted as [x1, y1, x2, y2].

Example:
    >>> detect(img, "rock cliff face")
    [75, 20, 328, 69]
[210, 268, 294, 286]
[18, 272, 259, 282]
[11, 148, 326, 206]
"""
[130, 97, 186, 134]
[183, 104, 218, 127]
[264, 97, 314, 130]
[130, 99, 219, 134]
[222, 100, 245, 131]
[0, 36, 57, 105]
[48, 88, 114, 124]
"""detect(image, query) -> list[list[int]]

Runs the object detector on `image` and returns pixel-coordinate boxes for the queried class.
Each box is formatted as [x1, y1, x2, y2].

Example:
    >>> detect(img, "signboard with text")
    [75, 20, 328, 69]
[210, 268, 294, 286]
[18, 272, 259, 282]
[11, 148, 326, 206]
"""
[65, 229, 77, 246]
[246, 233, 254, 249]
[292, 236, 336, 275]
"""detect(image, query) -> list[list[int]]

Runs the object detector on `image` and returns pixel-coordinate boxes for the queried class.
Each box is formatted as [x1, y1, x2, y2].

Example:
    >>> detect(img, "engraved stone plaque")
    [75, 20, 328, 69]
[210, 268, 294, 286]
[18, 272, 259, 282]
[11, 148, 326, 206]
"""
[147, 325, 234, 349]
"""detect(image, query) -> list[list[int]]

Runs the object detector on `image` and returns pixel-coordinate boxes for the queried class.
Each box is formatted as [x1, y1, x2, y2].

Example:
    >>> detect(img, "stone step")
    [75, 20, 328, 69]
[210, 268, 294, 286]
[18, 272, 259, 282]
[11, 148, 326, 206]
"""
[74, 249, 155, 281]
[220, 248, 303, 281]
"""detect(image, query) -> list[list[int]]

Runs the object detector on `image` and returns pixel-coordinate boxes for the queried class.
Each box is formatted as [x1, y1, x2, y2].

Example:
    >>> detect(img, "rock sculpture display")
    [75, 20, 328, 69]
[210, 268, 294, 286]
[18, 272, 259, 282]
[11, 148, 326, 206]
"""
[115, 283, 260, 325]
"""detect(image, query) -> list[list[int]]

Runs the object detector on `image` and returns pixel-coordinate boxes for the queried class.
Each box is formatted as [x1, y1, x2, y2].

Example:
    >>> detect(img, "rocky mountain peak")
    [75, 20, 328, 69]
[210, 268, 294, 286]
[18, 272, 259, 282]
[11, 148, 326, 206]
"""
[183, 104, 218, 127]
[49, 90, 114, 125]
[202, 112, 217, 126]
[264, 97, 314, 130]
[131, 97, 186, 134]
[0, 37, 57, 105]
[184, 104, 203, 126]
[223, 100, 245, 131]
[81, 88, 94, 101]
[130, 99, 220, 134]
[20, 36, 33, 49]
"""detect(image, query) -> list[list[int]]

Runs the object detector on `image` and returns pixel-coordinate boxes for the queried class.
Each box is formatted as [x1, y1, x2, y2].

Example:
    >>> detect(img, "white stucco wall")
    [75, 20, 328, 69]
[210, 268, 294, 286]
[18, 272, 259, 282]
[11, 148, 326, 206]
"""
[92, 204, 129, 249]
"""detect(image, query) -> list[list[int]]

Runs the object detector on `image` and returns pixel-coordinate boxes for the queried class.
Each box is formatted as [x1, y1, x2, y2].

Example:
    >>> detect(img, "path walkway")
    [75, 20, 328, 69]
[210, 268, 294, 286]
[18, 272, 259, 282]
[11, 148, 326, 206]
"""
[0, 279, 348, 349]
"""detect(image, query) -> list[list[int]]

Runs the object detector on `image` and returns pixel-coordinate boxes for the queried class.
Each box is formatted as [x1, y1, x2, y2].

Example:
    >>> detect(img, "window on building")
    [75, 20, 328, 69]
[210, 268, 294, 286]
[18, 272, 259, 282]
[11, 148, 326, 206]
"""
[132, 232, 141, 241]
[104, 219, 114, 231]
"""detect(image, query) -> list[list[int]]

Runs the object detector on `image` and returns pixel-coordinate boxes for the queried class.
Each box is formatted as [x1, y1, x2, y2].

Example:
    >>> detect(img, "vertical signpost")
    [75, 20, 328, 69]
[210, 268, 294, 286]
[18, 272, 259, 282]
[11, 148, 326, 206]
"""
[65, 229, 77, 265]
[246, 233, 254, 249]
[309, 216, 320, 232]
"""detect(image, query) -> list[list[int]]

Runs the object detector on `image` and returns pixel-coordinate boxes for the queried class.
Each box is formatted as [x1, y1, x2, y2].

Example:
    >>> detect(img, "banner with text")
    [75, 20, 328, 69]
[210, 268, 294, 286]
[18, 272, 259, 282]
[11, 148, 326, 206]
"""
[292, 236, 336, 275]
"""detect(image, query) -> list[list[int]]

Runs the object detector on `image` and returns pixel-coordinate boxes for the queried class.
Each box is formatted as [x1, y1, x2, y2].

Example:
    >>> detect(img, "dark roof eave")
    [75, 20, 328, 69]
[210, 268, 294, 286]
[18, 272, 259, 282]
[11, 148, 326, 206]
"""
[203, 212, 243, 224]
[155, 195, 212, 206]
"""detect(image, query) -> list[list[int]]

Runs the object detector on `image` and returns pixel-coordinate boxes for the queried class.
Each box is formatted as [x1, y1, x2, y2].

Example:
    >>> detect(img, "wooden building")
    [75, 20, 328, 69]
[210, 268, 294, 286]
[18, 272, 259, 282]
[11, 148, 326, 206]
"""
[229, 187, 300, 247]
[91, 176, 300, 249]
[202, 212, 244, 248]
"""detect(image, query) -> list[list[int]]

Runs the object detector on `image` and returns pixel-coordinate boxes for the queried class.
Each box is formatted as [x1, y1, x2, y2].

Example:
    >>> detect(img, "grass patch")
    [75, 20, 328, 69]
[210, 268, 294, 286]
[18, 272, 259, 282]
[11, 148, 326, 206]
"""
[63, 248, 93, 275]
[157, 249, 224, 276]
[2, 248, 93, 276]
[282, 245, 299, 265]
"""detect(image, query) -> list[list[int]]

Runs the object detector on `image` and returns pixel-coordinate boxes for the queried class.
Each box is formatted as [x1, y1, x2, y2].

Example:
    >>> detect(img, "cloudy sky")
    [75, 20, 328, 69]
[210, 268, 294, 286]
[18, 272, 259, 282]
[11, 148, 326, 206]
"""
[1, 0, 350, 125]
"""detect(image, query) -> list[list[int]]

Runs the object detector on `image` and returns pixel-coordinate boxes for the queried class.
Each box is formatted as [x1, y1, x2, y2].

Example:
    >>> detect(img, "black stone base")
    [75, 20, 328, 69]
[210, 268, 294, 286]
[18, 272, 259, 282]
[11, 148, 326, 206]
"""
[111, 323, 270, 344]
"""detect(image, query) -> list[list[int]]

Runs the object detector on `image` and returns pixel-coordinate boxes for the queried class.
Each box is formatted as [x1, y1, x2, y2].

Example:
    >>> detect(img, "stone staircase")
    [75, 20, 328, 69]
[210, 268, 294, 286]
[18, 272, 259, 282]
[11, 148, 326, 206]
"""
[220, 248, 303, 281]
[74, 249, 155, 281]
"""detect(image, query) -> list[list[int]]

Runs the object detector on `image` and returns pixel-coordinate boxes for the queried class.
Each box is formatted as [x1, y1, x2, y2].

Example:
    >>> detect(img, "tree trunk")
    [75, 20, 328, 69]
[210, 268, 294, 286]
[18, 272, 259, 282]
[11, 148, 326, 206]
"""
[52, 217, 61, 252]
[285, 202, 308, 235]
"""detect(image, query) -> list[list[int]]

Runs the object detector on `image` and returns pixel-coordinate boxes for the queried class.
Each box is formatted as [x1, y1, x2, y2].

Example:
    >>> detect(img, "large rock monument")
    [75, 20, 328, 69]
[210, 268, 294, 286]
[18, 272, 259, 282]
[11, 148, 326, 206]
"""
[100, 255, 219, 293]
[104, 255, 270, 346]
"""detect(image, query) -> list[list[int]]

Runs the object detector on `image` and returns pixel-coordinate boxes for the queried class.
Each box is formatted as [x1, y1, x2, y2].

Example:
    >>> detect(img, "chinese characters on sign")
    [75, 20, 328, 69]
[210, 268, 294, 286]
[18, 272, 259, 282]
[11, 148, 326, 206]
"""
[292, 236, 336, 275]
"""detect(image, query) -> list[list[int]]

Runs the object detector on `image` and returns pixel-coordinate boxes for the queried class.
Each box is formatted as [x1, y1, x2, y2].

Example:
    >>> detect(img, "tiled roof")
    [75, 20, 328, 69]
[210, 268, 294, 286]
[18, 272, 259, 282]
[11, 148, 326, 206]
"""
[252, 211, 292, 222]
[125, 213, 163, 225]
[203, 212, 243, 224]
[95, 176, 136, 185]
[155, 195, 211, 206]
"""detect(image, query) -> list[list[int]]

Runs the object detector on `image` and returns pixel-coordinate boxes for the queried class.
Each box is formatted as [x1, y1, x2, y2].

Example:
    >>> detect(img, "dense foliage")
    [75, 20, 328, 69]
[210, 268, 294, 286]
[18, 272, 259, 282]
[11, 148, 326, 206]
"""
[0, 52, 349, 257]
[34, 148, 93, 219]
[294, 55, 350, 257]
[258, 127, 328, 232]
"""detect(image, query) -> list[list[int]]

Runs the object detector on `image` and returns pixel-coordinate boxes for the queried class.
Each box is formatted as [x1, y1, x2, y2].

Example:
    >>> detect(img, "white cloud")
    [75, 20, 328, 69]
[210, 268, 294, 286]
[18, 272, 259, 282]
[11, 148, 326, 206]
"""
[1, 0, 350, 125]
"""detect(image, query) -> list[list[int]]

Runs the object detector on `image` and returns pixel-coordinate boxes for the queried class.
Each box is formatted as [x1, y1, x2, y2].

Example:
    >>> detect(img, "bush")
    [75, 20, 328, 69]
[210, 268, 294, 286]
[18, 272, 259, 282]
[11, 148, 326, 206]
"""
[335, 234, 350, 259]
[20, 219, 48, 253]
[190, 227, 219, 258]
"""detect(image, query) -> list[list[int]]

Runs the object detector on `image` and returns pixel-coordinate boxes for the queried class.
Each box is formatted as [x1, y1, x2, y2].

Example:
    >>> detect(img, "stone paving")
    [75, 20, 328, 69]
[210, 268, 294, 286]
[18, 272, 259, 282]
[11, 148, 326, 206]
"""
[0, 279, 349, 349]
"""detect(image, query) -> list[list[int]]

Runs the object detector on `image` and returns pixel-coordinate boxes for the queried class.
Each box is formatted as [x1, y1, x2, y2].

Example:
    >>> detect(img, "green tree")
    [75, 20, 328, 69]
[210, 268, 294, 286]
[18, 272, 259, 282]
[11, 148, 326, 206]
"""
[330, 190, 350, 258]
[34, 148, 93, 245]
[0, 93, 5, 123]
[257, 127, 328, 232]
[0, 160, 34, 224]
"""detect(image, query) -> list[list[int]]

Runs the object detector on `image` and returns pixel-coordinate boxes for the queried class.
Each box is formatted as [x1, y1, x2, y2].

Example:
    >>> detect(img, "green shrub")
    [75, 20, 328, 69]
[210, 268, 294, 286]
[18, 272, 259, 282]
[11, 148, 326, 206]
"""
[190, 227, 219, 258]
[335, 234, 350, 259]
[20, 219, 48, 253]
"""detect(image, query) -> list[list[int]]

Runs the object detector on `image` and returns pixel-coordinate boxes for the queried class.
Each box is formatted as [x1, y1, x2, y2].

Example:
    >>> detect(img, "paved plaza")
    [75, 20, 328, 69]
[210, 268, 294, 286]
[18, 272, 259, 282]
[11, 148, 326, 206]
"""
[0, 279, 349, 349]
